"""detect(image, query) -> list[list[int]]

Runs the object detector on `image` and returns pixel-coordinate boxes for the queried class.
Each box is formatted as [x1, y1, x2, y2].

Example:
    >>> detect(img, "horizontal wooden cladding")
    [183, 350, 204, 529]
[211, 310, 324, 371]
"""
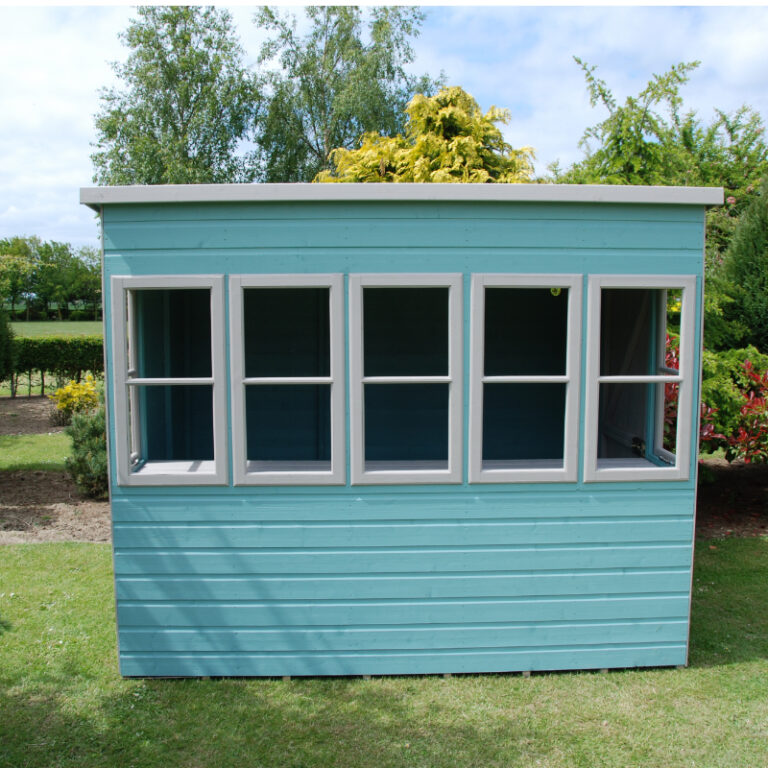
[103, 201, 705, 224]
[114, 544, 692, 575]
[117, 594, 689, 627]
[112, 519, 693, 549]
[118, 644, 688, 677]
[115, 568, 690, 601]
[111, 490, 695, 523]
[119, 619, 688, 653]
[103, 217, 702, 253]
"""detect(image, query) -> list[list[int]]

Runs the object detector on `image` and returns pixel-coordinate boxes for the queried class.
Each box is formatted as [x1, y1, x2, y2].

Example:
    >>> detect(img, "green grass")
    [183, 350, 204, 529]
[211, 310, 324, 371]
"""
[0, 432, 71, 471]
[10, 321, 103, 338]
[0, 539, 766, 768]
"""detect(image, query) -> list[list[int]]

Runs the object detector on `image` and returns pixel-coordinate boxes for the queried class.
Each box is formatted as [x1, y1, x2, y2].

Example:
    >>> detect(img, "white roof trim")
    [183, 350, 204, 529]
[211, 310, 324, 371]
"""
[80, 183, 724, 209]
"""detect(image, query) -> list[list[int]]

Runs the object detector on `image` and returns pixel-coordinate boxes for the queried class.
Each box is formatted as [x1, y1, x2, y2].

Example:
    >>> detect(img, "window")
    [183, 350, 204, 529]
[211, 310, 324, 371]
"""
[111, 275, 227, 485]
[229, 275, 344, 485]
[469, 275, 582, 483]
[584, 275, 697, 482]
[349, 274, 462, 484]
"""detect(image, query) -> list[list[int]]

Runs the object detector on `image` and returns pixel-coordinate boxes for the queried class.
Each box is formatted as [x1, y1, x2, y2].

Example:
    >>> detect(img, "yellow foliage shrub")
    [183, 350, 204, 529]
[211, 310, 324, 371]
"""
[50, 374, 99, 418]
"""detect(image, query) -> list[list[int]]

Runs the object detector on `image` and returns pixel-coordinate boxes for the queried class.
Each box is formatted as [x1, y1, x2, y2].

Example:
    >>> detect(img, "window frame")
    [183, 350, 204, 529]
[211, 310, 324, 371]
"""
[584, 274, 697, 483]
[349, 273, 463, 485]
[229, 274, 345, 486]
[468, 274, 582, 483]
[110, 274, 228, 486]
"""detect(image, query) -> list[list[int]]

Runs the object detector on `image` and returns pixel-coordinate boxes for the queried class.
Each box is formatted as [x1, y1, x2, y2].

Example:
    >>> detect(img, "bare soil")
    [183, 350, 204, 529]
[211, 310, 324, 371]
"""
[0, 397, 110, 544]
[1, 397, 766, 544]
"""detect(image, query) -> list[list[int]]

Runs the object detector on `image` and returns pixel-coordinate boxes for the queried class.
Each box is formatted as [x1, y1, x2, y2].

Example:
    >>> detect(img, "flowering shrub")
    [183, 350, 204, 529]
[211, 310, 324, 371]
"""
[664, 334, 679, 451]
[49, 374, 99, 424]
[727, 360, 768, 463]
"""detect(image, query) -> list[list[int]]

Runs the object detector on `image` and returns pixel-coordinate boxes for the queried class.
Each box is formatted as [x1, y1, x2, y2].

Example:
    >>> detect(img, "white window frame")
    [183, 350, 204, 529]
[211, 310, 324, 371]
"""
[229, 274, 345, 486]
[349, 274, 463, 485]
[110, 275, 227, 486]
[469, 274, 582, 483]
[584, 274, 697, 483]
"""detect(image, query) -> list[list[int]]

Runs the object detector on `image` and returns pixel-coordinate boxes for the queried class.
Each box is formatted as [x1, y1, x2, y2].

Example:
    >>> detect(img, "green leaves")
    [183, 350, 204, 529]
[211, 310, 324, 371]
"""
[316, 87, 534, 184]
[255, 6, 440, 182]
[91, 6, 260, 186]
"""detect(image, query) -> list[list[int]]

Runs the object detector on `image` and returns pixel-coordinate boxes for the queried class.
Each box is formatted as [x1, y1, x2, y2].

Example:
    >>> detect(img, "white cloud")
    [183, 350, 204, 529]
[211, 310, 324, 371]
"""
[0, 5, 767, 248]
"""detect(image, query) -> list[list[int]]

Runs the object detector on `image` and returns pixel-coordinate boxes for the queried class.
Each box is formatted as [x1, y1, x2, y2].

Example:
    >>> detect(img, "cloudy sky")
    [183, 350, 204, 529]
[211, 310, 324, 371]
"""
[1, 3, 767, 251]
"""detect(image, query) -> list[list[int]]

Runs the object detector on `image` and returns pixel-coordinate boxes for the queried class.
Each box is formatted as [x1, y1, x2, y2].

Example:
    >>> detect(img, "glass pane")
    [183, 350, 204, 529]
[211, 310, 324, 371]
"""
[482, 383, 565, 462]
[136, 385, 213, 462]
[363, 287, 448, 376]
[244, 288, 330, 378]
[600, 288, 659, 376]
[246, 385, 331, 462]
[598, 382, 676, 465]
[364, 383, 448, 462]
[134, 289, 211, 378]
[484, 288, 568, 376]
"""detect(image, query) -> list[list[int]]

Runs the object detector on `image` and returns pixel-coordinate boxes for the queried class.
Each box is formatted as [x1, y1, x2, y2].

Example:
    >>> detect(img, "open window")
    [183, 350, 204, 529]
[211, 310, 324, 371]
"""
[349, 274, 462, 484]
[584, 275, 697, 482]
[469, 275, 582, 483]
[111, 275, 227, 485]
[230, 275, 344, 485]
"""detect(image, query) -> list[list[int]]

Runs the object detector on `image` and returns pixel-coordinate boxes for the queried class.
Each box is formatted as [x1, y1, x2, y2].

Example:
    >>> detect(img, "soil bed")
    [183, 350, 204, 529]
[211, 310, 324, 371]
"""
[1, 396, 767, 543]
[0, 396, 110, 543]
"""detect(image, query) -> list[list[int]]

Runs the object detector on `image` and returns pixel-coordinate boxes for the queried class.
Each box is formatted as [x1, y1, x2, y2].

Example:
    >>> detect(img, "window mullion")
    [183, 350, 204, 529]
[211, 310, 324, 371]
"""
[597, 374, 682, 384]
[127, 377, 214, 386]
[243, 376, 333, 385]
[482, 375, 570, 385]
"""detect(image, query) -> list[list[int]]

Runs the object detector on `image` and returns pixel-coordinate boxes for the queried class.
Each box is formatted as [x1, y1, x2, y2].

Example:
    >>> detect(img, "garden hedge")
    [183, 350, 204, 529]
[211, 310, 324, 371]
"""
[9, 335, 104, 392]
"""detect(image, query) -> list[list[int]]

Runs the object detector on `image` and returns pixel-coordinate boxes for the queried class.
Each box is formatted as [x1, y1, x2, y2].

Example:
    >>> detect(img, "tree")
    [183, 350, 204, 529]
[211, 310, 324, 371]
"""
[92, 6, 259, 185]
[315, 86, 535, 183]
[723, 180, 768, 351]
[255, 6, 440, 182]
[0, 239, 35, 317]
[556, 58, 768, 196]
[72, 247, 102, 319]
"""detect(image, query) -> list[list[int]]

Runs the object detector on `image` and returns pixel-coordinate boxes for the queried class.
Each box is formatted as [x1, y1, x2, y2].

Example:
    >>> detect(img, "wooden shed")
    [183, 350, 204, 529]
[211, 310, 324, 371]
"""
[81, 183, 722, 677]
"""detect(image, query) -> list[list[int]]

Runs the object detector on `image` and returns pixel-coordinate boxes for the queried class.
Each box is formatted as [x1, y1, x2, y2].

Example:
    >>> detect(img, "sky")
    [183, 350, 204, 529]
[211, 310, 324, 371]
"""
[1, 3, 768, 252]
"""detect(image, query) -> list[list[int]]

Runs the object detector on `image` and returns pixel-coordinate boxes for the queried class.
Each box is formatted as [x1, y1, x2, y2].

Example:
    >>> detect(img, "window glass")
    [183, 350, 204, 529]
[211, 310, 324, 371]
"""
[484, 288, 568, 376]
[136, 385, 214, 462]
[599, 288, 655, 376]
[243, 288, 330, 378]
[245, 384, 331, 462]
[363, 287, 448, 376]
[482, 383, 566, 462]
[364, 383, 449, 464]
[597, 382, 677, 465]
[134, 289, 211, 378]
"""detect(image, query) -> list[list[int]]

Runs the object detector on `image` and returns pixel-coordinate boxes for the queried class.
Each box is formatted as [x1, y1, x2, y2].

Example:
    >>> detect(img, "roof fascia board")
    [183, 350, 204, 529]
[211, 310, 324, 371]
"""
[80, 183, 724, 210]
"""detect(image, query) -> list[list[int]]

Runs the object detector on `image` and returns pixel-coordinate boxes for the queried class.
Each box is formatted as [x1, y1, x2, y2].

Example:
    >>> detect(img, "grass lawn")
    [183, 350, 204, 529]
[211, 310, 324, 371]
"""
[0, 539, 766, 768]
[0, 432, 71, 471]
[10, 321, 103, 338]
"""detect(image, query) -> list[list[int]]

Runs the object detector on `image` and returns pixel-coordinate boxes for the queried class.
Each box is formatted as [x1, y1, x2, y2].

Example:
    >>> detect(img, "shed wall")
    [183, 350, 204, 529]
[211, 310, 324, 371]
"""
[103, 200, 704, 676]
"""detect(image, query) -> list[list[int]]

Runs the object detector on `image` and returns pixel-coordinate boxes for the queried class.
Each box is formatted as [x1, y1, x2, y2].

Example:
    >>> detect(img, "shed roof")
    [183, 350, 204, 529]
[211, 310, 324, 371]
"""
[80, 183, 724, 211]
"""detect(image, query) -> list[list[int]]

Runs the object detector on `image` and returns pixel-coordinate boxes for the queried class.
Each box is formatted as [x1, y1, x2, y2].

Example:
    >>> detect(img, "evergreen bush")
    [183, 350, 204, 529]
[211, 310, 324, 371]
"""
[65, 402, 109, 499]
[724, 179, 768, 352]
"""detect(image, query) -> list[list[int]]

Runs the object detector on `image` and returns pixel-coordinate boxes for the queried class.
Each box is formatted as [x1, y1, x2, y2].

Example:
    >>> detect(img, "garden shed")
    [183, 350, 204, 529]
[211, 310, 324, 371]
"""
[81, 182, 722, 677]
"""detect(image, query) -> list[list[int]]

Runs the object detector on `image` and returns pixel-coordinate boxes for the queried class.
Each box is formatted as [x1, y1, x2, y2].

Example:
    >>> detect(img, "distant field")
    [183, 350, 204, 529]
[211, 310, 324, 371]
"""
[10, 321, 103, 338]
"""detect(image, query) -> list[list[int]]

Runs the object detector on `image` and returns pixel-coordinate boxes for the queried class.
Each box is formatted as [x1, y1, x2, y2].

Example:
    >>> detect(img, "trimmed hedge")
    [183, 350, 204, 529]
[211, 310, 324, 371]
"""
[8, 335, 103, 393]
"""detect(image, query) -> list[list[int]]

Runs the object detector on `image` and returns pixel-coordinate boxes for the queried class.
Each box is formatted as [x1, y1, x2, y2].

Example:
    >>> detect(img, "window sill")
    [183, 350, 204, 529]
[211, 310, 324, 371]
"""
[471, 459, 575, 483]
[121, 460, 225, 486]
[353, 460, 459, 485]
[235, 460, 343, 486]
[587, 457, 687, 482]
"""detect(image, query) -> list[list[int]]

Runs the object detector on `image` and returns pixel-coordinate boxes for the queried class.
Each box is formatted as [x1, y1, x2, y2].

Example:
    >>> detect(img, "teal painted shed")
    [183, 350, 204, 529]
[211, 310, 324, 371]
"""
[81, 183, 723, 677]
